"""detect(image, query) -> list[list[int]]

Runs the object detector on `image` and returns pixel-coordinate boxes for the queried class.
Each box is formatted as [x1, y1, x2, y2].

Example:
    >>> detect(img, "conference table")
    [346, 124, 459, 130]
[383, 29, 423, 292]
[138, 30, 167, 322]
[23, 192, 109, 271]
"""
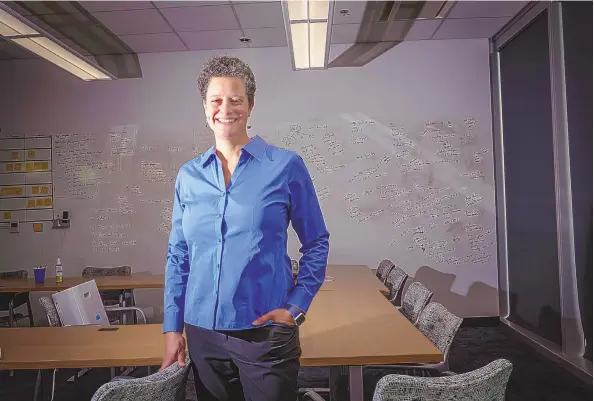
[0, 265, 441, 401]
[0, 264, 388, 295]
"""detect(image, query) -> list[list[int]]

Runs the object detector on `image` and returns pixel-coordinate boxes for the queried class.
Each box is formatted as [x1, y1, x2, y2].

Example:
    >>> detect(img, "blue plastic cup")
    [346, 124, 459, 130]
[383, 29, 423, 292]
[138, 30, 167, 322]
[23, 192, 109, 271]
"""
[34, 267, 46, 284]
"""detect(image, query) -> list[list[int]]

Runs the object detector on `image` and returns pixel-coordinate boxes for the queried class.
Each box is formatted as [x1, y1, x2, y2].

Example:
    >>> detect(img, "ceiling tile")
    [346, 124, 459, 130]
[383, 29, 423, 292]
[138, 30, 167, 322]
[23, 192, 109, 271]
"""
[80, 1, 154, 12]
[155, 1, 230, 8]
[432, 17, 510, 39]
[92, 9, 172, 35]
[234, 2, 284, 29]
[178, 30, 247, 50]
[448, 1, 528, 19]
[119, 33, 187, 53]
[331, 24, 359, 44]
[404, 19, 441, 40]
[161, 5, 239, 32]
[243, 27, 287, 47]
[333, 0, 367, 24]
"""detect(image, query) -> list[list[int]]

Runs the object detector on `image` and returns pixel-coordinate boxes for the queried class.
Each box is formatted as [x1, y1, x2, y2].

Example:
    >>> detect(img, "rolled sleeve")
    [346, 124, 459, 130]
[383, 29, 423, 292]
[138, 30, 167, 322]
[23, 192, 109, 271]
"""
[163, 172, 190, 333]
[286, 154, 330, 313]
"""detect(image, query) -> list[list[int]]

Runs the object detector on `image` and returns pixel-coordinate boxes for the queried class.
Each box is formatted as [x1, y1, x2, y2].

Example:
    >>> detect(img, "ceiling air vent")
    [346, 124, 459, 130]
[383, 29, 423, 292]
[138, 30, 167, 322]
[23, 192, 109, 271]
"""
[329, 1, 455, 68]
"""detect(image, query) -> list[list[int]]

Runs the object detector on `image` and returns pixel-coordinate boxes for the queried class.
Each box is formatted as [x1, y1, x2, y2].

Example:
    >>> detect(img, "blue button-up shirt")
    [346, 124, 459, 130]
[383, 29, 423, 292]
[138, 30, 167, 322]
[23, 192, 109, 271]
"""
[163, 135, 330, 332]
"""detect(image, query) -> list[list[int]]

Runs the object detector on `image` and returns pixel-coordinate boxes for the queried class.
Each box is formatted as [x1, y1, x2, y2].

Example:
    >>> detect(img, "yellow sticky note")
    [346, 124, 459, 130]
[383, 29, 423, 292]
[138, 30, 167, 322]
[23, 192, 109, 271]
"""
[33, 223, 43, 232]
[28, 150, 36, 158]
[14, 163, 21, 171]
[32, 186, 40, 194]
[34, 162, 42, 171]
[6, 163, 14, 172]
[41, 162, 49, 170]
[0, 187, 22, 196]
[44, 198, 52, 206]
[41, 186, 49, 195]
[27, 199, 35, 208]
[25, 163, 33, 172]
[11, 151, 19, 160]
[3, 212, 11, 220]
[36, 199, 44, 207]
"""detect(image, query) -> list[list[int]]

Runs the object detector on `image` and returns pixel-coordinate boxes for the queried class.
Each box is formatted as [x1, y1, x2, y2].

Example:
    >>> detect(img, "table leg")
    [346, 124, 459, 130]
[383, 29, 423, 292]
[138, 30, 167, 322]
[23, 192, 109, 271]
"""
[33, 369, 43, 401]
[329, 367, 342, 401]
[348, 366, 364, 401]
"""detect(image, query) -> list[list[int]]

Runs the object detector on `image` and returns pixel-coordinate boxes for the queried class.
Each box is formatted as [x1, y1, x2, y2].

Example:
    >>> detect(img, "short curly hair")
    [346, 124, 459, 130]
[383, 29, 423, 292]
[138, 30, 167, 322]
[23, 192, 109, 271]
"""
[196, 56, 257, 105]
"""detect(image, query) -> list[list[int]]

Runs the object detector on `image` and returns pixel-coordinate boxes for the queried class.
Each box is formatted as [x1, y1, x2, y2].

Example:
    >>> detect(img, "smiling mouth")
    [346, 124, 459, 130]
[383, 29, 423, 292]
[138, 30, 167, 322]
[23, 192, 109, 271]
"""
[216, 118, 236, 124]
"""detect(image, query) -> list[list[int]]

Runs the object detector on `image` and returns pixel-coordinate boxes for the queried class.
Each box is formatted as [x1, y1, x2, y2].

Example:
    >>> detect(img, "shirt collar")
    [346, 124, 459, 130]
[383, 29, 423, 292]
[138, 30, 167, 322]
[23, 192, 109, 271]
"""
[200, 135, 267, 168]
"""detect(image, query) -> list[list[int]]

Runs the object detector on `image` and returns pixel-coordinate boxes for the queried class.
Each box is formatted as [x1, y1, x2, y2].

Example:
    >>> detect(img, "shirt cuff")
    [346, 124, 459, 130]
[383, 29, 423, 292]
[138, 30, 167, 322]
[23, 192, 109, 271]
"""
[162, 311, 184, 333]
[287, 286, 315, 314]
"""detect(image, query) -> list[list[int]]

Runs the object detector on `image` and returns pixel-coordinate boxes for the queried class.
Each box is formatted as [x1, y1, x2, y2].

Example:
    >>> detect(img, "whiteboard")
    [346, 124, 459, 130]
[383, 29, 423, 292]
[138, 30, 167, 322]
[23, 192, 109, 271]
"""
[49, 113, 495, 284]
[1, 113, 496, 319]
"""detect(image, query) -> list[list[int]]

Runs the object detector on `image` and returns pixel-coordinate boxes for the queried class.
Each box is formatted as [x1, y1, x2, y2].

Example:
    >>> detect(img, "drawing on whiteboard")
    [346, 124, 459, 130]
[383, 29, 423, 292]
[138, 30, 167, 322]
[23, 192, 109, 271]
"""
[44, 115, 494, 297]
[109, 125, 137, 157]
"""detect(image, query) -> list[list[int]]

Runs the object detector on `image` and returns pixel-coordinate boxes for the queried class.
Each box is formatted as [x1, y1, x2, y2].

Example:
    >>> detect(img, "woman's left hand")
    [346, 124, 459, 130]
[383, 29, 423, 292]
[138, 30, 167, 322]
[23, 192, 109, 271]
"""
[252, 308, 296, 326]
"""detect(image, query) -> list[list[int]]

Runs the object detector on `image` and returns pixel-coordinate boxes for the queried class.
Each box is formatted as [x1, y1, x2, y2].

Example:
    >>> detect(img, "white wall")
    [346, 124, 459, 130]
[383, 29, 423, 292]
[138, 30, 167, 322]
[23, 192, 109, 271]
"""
[0, 39, 498, 323]
[0, 61, 14, 134]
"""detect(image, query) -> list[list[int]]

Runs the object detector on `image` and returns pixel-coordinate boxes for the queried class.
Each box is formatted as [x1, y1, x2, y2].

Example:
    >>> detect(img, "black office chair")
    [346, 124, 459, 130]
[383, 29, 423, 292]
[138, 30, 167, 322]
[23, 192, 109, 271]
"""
[0, 270, 34, 327]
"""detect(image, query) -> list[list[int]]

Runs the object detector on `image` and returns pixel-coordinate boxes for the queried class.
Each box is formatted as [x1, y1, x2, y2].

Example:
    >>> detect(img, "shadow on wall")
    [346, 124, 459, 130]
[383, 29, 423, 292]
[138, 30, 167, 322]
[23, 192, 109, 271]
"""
[412, 265, 499, 318]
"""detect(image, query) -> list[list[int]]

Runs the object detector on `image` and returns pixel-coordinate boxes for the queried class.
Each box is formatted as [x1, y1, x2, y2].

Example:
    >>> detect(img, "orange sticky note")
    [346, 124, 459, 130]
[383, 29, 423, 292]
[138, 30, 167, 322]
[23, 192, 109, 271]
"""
[6, 163, 13, 172]
[32, 186, 40, 194]
[11, 151, 19, 160]
[33, 223, 43, 232]
[14, 163, 21, 171]
[28, 150, 36, 158]
[44, 198, 52, 206]
[41, 186, 49, 195]
[27, 199, 35, 208]
[3, 212, 11, 220]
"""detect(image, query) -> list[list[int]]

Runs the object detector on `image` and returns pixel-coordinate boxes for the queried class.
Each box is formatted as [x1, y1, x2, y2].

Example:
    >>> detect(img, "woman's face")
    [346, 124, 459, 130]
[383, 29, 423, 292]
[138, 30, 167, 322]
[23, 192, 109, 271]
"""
[204, 76, 253, 141]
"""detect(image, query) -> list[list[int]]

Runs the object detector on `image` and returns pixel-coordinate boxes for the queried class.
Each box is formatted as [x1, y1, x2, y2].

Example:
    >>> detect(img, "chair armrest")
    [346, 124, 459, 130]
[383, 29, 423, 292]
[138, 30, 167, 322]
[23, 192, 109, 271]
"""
[302, 391, 327, 401]
[105, 306, 147, 324]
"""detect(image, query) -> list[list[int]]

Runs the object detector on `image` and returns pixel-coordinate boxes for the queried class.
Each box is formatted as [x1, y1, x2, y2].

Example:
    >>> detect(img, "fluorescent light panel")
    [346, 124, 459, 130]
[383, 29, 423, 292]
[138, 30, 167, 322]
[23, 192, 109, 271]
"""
[12, 37, 111, 81]
[0, 7, 113, 81]
[0, 8, 38, 36]
[287, 0, 331, 70]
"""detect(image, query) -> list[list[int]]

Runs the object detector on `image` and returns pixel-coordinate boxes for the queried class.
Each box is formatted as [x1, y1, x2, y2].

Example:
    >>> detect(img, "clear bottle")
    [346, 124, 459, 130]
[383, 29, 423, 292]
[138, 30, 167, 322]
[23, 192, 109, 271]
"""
[55, 258, 63, 283]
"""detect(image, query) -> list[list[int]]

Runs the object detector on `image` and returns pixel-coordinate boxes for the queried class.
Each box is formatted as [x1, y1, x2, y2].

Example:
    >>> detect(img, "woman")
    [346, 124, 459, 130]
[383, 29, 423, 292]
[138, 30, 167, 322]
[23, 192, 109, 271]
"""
[160, 56, 330, 401]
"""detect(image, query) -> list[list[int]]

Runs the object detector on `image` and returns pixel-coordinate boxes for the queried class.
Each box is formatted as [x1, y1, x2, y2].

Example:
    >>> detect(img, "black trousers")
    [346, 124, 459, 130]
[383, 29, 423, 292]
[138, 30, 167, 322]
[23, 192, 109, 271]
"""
[186, 323, 302, 401]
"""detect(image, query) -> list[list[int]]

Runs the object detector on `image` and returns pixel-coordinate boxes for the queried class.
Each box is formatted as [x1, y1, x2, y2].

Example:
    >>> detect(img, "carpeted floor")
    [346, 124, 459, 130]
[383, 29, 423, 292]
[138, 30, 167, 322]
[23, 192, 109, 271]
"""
[0, 325, 591, 401]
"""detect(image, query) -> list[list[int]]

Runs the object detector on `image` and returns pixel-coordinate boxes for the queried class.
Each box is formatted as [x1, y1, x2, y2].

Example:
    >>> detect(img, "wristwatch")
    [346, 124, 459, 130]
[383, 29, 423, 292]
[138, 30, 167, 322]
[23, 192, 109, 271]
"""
[287, 305, 306, 326]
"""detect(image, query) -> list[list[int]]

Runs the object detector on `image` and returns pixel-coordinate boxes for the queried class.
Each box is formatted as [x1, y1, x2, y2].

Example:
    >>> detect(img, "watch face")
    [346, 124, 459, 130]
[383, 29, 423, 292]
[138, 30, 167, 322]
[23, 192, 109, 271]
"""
[295, 313, 305, 325]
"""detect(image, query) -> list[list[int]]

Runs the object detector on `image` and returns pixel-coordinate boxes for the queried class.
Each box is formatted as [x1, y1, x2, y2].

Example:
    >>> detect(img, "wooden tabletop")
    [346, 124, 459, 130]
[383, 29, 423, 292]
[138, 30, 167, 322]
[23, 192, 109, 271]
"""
[0, 268, 441, 370]
[0, 265, 385, 294]
[0, 274, 165, 293]
[321, 265, 389, 296]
